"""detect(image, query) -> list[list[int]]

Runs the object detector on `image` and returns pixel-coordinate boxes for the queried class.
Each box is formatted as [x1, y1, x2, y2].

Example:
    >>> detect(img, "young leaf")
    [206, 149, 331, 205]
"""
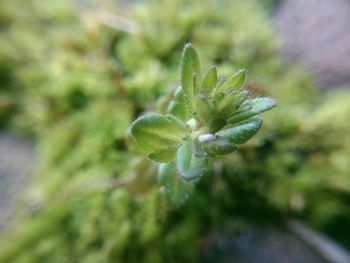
[181, 43, 201, 112]
[216, 116, 263, 144]
[223, 90, 250, 117]
[130, 113, 187, 152]
[215, 69, 247, 94]
[194, 95, 214, 125]
[158, 162, 196, 207]
[228, 97, 277, 124]
[167, 87, 189, 121]
[202, 65, 217, 92]
[217, 91, 240, 112]
[176, 140, 207, 180]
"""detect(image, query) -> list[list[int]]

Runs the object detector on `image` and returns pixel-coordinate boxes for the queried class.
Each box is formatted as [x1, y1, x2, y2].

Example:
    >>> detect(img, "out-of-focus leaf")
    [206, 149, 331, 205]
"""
[228, 97, 277, 124]
[194, 96, 213, 125]
[167, 87, 189, 121]
[158, 162, 195, 207]
[126, 157, 157, 195]
[176, 140, 207, 180]
[202, 65, 217, 92]
[215, 69, 247, 94]
[130, 113, 187, 152]
[216, 116, 263, 144]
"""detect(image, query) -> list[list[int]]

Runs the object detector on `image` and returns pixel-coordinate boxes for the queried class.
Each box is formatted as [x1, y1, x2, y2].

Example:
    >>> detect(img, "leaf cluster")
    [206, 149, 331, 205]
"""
[130, 44, 276, 205]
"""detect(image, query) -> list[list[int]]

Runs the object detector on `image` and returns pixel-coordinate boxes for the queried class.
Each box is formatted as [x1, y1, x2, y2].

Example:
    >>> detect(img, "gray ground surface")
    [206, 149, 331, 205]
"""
[0, 133, 35, 231]
[202, 226, 327, 263]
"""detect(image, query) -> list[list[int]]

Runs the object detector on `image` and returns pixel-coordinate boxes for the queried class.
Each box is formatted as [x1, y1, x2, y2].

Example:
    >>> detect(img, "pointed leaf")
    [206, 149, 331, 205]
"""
[131, 113, 187, 152]
[195, 95, 214, 125]
[217, 91, 238, 112]
[201, 137, 237, 156]
[148, 146, 177, 163]
[167, 87, 189, 121]
[158, 162, 195, 207]
[228, 97, 277, 124]
[176, 140, 207, 180]
[216, 116, 263, 144]
[181, 43, 201, 112]
[245, 97, 277, 113]
[202, 66, 217, 92]
[216, 69, 247, 94]
[224, 90, 250, 117]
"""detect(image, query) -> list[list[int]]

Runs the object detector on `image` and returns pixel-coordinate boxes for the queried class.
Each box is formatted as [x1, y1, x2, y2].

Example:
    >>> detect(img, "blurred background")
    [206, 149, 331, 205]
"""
[1, 0, 350, 262]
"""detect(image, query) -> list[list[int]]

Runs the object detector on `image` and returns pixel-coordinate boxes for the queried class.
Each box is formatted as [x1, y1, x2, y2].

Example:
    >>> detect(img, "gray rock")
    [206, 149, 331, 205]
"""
[276, 0, 350, 88]
[201, 221, 350, 263]
[0, 133, 35, 231]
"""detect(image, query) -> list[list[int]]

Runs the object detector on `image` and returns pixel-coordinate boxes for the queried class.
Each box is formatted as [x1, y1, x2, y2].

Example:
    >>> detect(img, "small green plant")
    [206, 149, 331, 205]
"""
[130, 43, 276, 205]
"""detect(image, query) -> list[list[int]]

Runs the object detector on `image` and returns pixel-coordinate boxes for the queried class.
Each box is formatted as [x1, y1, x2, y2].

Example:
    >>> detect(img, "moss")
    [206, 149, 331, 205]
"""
[1, 0, 350, 262]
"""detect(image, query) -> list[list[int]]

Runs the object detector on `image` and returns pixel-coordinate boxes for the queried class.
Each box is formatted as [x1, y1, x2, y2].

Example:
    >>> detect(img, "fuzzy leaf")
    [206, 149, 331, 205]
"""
[216, 116, 263, 144]
[201, 138, 237, 156]
[216, 69, 247, 94]
[148, 146, 177, 163]
[217, 92, 238, 112]
[181, 43, 201, 111]
[176, 140, 207, 180]
[195, 96, 213, 125]
[224, 90, 250, 117]
[158, 162, 195, 207]
[130, 113, 187, 152]
[228, 97, 277, 124]
[217, 90, 250, 115]
[167, 87, 189, 121]
[202, 66, 217, 92]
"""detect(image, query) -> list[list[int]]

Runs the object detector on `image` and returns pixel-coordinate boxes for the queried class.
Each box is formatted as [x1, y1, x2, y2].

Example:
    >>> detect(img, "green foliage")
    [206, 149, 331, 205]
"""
[1, 0, 350, 262]
[130, 44, 276, 203]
